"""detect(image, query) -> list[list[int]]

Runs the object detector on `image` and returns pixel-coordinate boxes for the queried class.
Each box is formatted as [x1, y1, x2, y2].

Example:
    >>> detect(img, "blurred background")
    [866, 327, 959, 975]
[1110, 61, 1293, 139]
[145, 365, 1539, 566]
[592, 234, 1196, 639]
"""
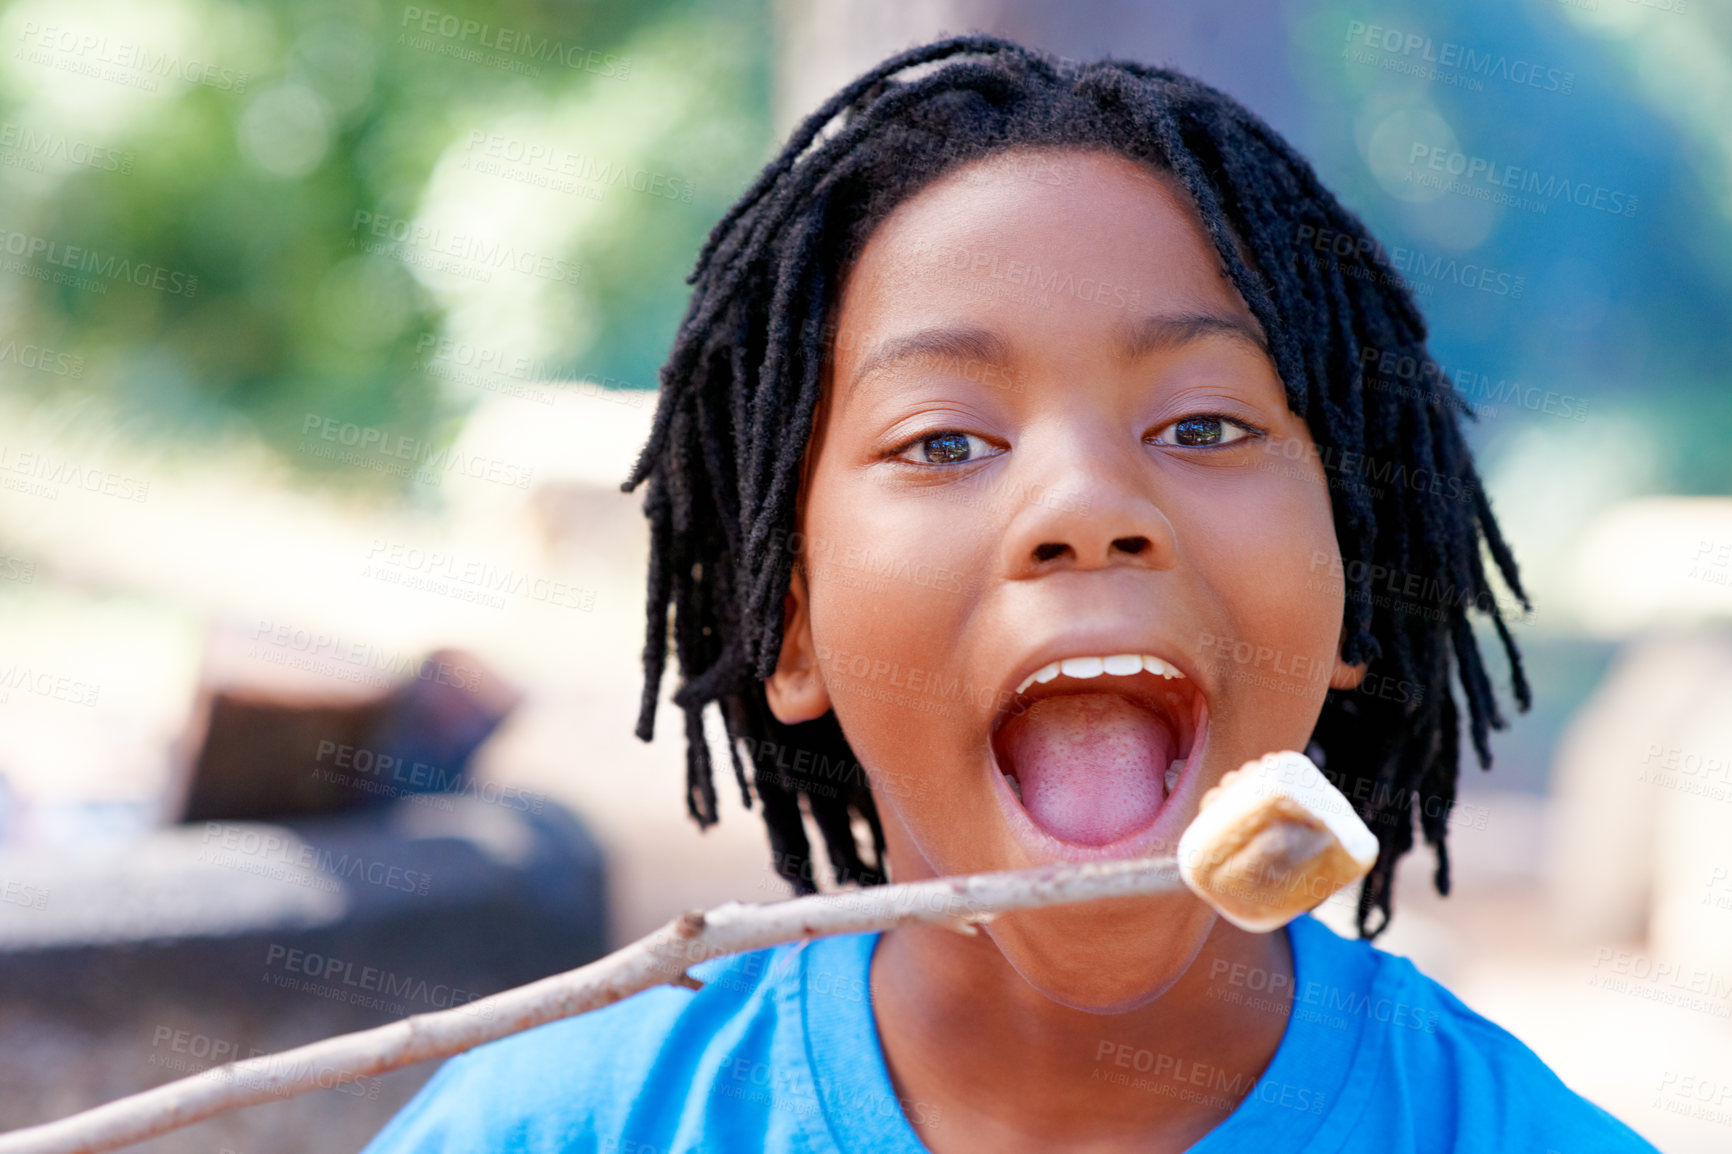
[0, 0, 1729, 1149]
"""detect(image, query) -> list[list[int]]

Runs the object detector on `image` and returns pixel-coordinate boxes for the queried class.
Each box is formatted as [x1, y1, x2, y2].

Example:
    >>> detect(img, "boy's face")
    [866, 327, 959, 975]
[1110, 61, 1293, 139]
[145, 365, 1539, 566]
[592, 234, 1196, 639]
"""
[768, 147, 1361, 1008]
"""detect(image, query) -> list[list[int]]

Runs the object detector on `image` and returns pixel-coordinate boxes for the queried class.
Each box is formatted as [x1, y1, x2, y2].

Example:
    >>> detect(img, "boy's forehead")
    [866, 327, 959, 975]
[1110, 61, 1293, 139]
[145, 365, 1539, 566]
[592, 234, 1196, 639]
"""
[826, 147, 1268, 392]
[858, 148, 1199, 268]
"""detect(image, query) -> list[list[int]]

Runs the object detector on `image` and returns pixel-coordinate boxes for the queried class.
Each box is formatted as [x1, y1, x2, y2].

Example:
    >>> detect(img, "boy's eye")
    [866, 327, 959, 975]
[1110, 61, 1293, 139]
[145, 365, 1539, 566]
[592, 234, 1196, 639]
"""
[1146, 414, 1258, 448]
[895, 431, 1000, 465]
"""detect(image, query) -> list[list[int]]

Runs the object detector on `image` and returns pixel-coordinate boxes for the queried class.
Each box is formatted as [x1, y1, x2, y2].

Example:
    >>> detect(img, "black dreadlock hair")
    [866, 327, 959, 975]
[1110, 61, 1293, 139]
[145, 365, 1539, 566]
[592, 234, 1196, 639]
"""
[621, 35, 1532, 939]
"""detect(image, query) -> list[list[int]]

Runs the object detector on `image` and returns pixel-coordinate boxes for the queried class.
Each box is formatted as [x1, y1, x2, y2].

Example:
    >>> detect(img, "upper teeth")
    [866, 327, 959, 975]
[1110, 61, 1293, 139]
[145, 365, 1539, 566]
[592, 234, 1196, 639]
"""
[1014, 653, 1186, 695]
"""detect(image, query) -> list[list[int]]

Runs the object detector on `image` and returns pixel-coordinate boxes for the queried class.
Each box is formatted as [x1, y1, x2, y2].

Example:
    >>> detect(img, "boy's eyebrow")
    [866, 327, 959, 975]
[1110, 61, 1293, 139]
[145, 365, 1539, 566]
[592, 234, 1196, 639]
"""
[848, 325, 1011, 393]
[846, 312, 1270, 394]
[1120, 312, 1270, 359]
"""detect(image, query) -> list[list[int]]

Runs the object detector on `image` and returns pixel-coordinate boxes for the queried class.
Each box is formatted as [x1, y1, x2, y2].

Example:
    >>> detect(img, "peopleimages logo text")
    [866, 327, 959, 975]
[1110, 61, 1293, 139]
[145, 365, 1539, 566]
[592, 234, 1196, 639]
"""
[1406, 145, 1638, 217]
[0, 227, 198, 295]
[1344, 21, 1574, 94]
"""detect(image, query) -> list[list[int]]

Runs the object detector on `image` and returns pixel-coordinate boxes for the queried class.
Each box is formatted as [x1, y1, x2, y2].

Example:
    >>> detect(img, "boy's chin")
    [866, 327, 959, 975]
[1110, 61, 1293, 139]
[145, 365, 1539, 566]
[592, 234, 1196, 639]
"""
[982, 892, 1218, 1013]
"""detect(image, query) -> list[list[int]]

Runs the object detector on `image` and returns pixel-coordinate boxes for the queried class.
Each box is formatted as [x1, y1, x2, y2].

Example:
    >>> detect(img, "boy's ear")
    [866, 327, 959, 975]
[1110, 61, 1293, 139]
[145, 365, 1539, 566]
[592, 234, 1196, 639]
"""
[765, 564, 832, 725]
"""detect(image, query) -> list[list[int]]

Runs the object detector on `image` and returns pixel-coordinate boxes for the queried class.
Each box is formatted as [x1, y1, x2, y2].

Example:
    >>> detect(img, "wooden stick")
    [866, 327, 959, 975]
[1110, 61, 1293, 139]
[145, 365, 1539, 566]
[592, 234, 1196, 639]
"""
[0, 854, 1185, 1154]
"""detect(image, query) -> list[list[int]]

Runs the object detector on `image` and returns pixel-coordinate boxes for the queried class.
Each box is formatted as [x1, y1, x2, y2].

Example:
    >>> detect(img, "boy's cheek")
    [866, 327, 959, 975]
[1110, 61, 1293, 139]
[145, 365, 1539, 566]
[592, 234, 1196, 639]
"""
[1173, 492, 1351, 744]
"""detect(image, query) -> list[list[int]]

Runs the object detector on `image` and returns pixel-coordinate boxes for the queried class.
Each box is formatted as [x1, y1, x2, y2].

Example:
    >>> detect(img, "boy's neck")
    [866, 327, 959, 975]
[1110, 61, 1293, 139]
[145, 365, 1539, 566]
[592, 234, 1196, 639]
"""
[865, 850, 1295, 1153]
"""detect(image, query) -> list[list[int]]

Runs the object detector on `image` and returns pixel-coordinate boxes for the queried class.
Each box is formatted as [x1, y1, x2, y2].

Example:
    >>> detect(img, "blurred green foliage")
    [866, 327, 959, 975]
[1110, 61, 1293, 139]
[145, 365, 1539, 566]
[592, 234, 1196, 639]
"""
[0, 0, 769, 487]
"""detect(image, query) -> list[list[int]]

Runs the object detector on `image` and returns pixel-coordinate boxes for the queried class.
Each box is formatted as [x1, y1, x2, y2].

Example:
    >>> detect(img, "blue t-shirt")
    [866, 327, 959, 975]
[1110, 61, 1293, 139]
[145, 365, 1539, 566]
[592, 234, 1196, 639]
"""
[362, 914, 1657, 1152]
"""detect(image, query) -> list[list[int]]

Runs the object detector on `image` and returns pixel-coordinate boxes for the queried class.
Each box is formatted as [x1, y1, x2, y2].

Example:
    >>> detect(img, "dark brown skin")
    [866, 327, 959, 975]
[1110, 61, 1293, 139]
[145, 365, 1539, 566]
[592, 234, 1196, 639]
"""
[765, 148, 1366, 1153]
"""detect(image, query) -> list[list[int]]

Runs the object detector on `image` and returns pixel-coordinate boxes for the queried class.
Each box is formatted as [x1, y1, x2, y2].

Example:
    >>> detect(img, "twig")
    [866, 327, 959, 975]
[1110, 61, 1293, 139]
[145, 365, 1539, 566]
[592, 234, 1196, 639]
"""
[0, 854, 1186, 1154]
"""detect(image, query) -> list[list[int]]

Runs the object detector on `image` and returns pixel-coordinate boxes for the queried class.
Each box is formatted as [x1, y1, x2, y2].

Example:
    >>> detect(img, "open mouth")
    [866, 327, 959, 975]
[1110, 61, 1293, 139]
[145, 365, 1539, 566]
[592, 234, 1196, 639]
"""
[989, 653, 1206, 848]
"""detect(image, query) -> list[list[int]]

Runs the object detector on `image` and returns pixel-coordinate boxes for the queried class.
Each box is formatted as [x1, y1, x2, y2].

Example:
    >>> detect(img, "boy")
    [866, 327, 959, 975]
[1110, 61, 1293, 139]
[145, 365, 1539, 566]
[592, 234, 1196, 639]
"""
[364, 36, 1656, 1152]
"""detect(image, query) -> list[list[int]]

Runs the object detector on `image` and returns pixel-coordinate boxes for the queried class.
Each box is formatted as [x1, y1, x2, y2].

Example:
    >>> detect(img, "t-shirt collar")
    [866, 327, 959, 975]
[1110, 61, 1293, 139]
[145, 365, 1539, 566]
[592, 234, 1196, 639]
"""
[797, 914, 1379, 1153]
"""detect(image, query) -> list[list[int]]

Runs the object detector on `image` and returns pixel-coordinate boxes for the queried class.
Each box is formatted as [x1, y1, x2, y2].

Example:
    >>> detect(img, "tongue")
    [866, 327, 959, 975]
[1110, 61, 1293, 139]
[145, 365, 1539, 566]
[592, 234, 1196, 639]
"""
[997, 694, 1176, 846]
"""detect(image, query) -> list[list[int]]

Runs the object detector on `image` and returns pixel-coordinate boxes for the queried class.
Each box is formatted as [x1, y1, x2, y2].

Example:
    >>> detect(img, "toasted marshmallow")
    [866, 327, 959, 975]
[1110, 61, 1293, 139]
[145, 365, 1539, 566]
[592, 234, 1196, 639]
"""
[1176, 751, 1378, 933]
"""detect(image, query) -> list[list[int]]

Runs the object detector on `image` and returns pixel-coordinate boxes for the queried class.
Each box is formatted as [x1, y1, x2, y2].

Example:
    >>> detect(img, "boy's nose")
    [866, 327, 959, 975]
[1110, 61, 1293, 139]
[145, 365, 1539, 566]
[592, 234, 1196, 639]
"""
[1030, 535, 1155, 566]
[997, 450, 1176, 577]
